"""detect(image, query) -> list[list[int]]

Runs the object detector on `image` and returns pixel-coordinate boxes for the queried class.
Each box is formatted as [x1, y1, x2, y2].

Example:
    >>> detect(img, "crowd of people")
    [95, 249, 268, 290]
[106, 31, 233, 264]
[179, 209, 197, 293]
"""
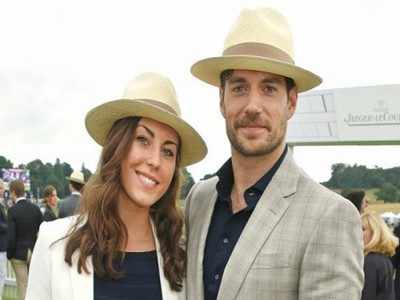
[0, 5, 398, 300]
[0, 171, 85, 300]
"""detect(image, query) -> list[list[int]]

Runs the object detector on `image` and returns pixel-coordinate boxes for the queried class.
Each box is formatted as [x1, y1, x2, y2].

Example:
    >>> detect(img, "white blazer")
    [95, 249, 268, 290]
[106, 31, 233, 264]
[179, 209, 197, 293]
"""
[25, 217, 183, 300]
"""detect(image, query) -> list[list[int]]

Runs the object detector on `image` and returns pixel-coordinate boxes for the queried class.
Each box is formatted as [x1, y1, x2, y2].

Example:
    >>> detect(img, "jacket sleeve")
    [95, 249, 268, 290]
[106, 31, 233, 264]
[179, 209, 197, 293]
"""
[0, 205, 7, 233]
[299, 198, 364, 299]
[6, 209, 16, 259]
[25, 222, 52, 300]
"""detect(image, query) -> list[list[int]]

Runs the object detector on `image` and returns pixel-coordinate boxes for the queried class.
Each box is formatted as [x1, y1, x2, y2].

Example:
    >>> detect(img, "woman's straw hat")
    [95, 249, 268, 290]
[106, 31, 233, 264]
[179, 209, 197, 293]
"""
[85, 72, 207, 166]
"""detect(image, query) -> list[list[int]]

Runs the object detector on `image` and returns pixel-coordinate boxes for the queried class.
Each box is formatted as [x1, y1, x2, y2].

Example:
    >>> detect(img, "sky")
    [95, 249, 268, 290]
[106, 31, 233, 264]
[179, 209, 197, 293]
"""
[1, 0, 399, 182]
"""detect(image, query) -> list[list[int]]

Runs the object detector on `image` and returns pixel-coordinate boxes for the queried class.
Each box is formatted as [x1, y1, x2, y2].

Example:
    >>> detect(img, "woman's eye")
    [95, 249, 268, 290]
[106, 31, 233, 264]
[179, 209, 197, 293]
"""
[137, 136, 149, 145]
[162, 148, 175, 158]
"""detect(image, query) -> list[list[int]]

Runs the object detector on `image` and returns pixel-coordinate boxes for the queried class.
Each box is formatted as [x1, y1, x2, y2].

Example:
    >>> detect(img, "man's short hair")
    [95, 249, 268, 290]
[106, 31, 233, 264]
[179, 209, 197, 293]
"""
[9, 180, 25, 198]
[219, 69, 296, 94]
[70, 181, 84, 192]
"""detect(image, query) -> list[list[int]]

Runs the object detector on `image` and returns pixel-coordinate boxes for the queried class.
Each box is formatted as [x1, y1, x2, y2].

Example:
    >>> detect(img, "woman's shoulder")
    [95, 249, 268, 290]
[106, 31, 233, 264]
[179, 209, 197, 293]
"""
[365, 252, 392, 269]
[39, 216, 79, 243]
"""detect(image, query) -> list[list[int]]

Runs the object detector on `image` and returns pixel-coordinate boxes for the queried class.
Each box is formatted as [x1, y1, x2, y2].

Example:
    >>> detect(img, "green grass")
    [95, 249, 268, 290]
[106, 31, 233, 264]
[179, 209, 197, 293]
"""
[2, 285, 17, 300]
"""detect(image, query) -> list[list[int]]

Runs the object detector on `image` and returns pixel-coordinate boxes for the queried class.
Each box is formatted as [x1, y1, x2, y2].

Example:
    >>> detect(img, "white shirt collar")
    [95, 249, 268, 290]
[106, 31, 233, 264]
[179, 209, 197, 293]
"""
[71, 191, 81, 196]
[16, 197, 26, 203]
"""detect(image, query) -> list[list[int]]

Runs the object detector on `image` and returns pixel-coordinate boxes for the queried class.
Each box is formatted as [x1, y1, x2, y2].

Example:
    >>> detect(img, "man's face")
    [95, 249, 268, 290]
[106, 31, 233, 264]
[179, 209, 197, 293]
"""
[10, 190, 16, 202]
[220, 70, 297, 157]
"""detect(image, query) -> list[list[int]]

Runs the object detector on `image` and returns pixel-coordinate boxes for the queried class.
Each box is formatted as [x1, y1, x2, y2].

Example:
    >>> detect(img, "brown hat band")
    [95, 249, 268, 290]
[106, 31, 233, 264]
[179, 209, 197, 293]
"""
[135, 99, 178, 115]
[223, 42, 294, 65]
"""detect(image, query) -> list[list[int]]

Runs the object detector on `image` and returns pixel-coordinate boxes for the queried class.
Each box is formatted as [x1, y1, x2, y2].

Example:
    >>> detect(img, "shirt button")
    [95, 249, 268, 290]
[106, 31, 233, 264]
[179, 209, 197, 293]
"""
[214, 274, 220, 281]
[223, 238, 229, 244]
[248, 191, 255, 197]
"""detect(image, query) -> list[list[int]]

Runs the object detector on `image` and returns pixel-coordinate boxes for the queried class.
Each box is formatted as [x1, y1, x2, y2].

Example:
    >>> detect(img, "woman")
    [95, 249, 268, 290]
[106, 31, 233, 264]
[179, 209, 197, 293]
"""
[41, 185, 59, 221]
[361, 211, 398, 300]
[342, 190, 368, 214]
[25, 73, 207, 300]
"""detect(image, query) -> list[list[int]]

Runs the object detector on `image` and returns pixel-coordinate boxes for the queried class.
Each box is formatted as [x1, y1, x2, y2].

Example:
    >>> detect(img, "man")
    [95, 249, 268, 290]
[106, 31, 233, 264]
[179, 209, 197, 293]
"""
[185, 7, 364, 300]
[59, 170, 85, 218]
[7, 180, 42, 300]
[0, 180, 7, 297]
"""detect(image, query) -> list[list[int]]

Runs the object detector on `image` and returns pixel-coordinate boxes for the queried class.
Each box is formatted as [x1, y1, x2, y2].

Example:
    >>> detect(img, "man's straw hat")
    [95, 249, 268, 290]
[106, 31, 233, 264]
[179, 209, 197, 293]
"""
[191, 7, 322, 92]
[66, 170, 85, 185]
[85, 72, 207, 167]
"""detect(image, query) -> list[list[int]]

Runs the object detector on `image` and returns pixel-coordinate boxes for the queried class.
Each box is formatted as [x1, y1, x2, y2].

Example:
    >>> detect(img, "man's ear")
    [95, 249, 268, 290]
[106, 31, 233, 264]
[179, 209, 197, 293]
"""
[287, 87, 298, 120]
[219, 88, 226, 118]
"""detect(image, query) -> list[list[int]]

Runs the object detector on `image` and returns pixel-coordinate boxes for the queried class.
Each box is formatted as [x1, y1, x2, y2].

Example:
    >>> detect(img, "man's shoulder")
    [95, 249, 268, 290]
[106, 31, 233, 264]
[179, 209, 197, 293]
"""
[191, 176, 219, 199]
[296, 173, 359, 220]
[62, 194, 80, 202]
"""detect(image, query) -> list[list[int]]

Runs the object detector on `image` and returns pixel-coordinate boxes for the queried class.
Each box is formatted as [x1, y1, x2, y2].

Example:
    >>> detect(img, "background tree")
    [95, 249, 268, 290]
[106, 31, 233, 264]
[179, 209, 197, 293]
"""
[375, 183, 400, 203]
[180, 168, 195, 200]
[0, 156, 13, 178]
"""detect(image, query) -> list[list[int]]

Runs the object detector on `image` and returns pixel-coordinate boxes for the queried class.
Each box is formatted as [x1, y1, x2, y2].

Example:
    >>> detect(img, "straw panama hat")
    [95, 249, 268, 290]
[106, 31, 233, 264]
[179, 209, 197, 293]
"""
[66, 170, 85, 185]
[191, 7, 322, 92]
[85, 72, 207, 167]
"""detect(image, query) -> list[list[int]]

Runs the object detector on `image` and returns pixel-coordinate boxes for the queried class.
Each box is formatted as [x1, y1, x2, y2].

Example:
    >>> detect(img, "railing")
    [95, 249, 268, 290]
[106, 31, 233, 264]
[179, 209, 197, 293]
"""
[2, 261, 17, 300]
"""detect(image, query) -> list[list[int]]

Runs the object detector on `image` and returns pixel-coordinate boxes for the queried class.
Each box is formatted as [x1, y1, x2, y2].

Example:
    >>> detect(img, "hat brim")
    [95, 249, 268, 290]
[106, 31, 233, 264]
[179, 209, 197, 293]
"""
[191, 55, 322, 92]
[85, 99, 207, 167]
[66, 177, 85, 185]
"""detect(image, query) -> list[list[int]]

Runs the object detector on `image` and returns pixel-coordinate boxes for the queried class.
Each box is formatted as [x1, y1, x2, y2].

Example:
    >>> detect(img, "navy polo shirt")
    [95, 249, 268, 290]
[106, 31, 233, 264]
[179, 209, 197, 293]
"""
[203, 146, 287, 300]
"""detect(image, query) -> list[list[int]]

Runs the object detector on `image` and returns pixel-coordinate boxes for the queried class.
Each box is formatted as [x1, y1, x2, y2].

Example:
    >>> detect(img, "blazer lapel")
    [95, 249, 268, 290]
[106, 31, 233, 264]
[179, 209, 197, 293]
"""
[70, 252, 93, 300]
[217, 152, 300, 300]
[188, 177, 219, 299]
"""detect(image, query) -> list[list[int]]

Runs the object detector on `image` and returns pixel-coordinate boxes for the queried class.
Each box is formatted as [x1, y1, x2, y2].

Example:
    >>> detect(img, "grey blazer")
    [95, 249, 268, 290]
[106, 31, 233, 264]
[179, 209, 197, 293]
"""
[185, 152, 364, 300]
[59, 194, 80, 218]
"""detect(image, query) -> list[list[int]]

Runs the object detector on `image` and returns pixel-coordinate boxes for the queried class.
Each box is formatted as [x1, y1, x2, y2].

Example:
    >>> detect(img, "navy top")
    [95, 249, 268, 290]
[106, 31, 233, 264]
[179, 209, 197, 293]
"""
[94, 250, 162, 300]
[203, 146, 287, 300]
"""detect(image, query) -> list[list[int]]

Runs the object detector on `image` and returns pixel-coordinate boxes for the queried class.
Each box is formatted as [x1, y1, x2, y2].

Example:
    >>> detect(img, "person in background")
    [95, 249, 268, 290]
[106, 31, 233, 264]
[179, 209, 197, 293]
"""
[391, 221, 400, 300]
[41, 185, 59, 221]
[58, 170, 85, 218]
[342, 190, 368, 214]
[0, 180, 7, 297]
[361, 211, 398, 300]
[7, 180, 43, 300]
[25, 72, 207, 300]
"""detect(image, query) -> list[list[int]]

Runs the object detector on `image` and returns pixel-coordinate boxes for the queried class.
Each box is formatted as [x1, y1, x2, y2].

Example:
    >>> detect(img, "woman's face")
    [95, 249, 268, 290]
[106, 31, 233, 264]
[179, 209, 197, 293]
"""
[47, 190, 57, 207]
[360, 197, 368, 214]
[362, 221, 373, 246]
[120, 117, 179, 208]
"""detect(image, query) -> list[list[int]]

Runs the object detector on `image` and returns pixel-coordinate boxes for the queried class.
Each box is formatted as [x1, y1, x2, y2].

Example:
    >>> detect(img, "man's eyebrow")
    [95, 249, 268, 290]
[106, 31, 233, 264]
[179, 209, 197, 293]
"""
[227, 77, 247, 85]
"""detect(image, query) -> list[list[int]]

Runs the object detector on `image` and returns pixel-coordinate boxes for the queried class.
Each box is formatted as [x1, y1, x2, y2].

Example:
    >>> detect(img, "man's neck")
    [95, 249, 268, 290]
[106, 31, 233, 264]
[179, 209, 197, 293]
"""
[230, 143, 286, 208]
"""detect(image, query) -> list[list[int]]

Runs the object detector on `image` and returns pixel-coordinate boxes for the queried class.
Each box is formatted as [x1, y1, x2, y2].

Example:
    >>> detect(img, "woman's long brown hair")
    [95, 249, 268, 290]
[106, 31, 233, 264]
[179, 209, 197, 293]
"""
[63, 117, 185, 291]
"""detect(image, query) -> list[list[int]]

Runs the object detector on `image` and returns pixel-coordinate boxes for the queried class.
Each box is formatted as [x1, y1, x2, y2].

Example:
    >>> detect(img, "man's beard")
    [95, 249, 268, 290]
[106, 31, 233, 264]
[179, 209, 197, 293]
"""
[226, 117, 286, 157]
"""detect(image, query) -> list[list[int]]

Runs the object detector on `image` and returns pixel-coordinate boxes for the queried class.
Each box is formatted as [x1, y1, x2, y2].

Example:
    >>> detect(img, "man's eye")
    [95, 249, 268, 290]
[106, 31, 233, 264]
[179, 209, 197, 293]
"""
[263, 85, 277, 93]
[232, 86, 247, 93]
